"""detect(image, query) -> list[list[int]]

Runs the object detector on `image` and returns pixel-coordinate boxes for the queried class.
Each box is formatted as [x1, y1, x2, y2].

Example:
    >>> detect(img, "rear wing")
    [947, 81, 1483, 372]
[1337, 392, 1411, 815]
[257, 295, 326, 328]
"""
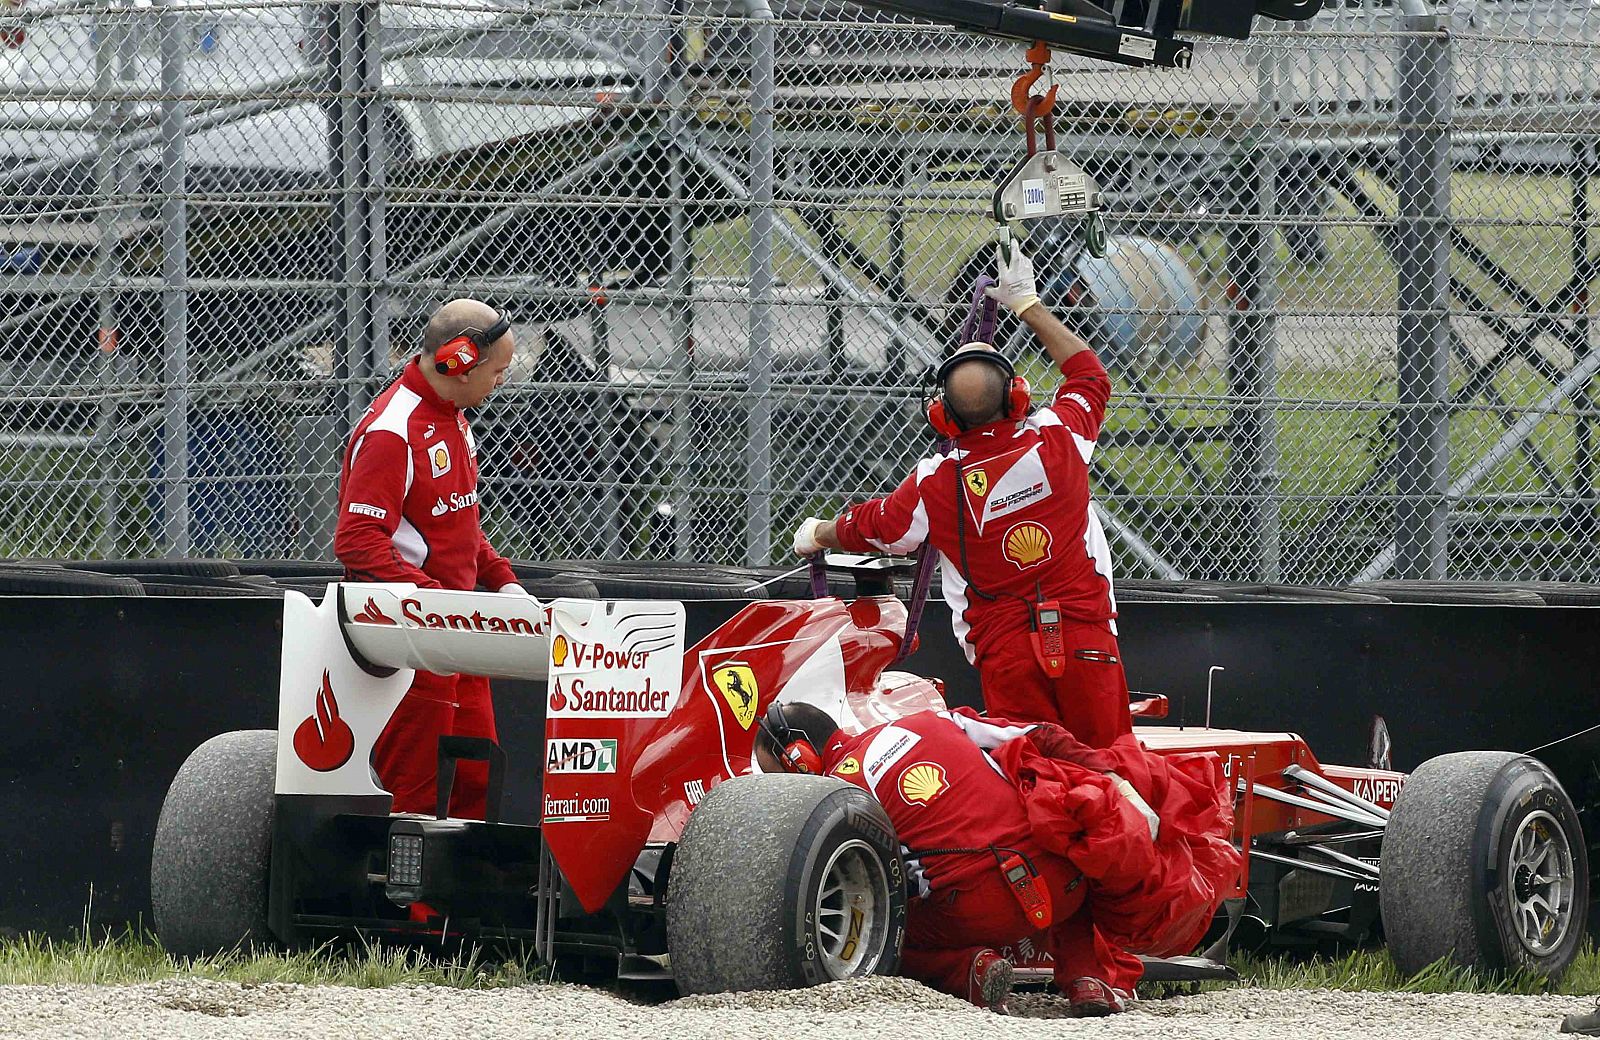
[274, 583, 684, 803]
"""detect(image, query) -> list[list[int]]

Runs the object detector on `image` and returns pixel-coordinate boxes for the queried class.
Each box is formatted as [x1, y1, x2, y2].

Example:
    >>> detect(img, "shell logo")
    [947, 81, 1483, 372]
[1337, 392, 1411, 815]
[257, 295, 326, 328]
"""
[898, 761, 948, 806]
[551, 634, 569, 667]
[1003, 521, 1052, 569]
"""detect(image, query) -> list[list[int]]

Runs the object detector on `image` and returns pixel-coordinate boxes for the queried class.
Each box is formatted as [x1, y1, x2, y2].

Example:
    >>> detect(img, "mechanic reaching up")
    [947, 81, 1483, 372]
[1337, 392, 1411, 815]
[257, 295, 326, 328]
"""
[753, 700, 1238, 1015]
[792, 245, 1130, 747]
[335, 298, 526, 820]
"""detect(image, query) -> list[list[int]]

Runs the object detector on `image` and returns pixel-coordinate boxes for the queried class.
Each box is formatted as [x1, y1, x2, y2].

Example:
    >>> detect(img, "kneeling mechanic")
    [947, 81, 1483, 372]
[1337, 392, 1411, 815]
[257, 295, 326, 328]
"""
[753, 701, 1146, 1015]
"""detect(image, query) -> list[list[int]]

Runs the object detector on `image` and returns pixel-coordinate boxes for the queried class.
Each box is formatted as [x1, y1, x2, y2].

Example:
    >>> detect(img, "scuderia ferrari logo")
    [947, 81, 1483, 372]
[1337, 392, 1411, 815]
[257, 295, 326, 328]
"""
[712, 663, 759, 730]
[964, 469, 989, 497]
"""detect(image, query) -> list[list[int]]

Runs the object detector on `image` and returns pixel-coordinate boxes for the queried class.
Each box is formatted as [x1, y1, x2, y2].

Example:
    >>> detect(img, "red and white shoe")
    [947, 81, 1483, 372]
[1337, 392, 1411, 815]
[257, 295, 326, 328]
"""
[1065, 976, 1131, 1017]
[966, 949, 1015, 1014]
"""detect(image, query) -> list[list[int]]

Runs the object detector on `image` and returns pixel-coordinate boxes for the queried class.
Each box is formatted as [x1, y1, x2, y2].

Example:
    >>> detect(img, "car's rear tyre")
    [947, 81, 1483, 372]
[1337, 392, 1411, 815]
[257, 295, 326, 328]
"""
[151, 730, 278, 958]
[1381, 751, 1588, 980]
[667, 773, 905, 994]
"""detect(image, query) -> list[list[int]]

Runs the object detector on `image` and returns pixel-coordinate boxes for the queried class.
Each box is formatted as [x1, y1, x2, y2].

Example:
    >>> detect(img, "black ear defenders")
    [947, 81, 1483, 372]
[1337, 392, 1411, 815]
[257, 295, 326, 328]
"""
[757, 701, 823, 775]
[434, 312, 512, 376]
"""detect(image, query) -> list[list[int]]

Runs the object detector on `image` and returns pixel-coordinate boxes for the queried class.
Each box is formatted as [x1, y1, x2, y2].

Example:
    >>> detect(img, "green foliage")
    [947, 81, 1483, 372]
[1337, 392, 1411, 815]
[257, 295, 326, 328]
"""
[1223, 946, 1600, 996]
[5, 924, 1598, 995]
[0, 928, 543, 989]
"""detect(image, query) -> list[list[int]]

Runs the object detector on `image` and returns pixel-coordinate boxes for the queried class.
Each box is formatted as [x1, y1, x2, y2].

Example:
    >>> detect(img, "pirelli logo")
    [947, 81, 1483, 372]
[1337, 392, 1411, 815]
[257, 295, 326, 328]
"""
[346, 502, 387, 519]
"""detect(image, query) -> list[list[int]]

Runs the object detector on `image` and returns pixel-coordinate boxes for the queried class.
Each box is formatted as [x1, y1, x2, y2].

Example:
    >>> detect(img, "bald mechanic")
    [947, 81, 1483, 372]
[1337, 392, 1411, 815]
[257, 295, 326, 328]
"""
[335, 298, 526, 820]
[792, 246, 1130, 746]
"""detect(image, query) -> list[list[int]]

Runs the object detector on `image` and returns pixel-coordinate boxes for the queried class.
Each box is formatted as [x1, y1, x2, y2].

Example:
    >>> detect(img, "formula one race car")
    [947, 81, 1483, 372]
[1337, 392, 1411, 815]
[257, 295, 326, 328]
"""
[150, 553, 1591, 990]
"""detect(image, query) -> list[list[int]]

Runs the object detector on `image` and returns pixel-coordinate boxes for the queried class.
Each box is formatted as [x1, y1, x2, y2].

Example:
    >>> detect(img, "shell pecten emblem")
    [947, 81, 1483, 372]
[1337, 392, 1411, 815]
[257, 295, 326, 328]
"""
[711, 662, 759, 730]
[899, 761, 948, 806]
[1003, 521, 1052, 569]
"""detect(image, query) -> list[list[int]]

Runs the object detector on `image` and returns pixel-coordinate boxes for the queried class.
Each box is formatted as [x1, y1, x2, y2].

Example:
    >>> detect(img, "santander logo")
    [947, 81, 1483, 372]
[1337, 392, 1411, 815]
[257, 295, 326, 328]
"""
[293, 671, 355, 772]
[352, 597, 396, 625]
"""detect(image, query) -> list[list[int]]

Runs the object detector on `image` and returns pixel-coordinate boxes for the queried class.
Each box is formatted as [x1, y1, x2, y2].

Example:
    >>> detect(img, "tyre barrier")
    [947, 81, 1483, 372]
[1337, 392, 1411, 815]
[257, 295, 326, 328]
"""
[4, 559, 1600, 608]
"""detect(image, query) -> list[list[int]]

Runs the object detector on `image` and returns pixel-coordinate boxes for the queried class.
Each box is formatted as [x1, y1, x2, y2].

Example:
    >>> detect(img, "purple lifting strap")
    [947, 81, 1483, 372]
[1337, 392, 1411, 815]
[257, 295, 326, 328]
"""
[957, 275, 1000, 347]
[891, 274, 996, 661]
[809, 553, 830, 598]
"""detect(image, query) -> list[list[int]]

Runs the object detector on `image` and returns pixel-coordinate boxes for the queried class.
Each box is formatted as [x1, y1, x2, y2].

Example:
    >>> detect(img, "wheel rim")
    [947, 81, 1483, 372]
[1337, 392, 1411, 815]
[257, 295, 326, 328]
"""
[1506, 810, 1576, 956]
[813, 839, 891, 979]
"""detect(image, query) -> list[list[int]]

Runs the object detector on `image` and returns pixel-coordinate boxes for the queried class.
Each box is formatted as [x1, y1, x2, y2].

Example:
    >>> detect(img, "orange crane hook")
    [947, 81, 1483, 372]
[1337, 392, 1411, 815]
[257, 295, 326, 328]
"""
[1009, 41, 1057, 118]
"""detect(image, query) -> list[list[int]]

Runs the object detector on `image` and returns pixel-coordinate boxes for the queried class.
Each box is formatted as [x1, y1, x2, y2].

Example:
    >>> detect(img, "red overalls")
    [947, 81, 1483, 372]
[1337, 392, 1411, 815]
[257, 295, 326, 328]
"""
[334, 360, 519, 818]
[832, 351, 1132, 747]
[822, 709, 1145, 997]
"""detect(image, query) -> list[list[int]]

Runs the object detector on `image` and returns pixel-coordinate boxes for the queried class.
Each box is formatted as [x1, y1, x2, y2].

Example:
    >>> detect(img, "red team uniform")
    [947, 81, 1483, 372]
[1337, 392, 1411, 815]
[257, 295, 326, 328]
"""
[832, 351, 1130, 746]
[819, 708, 1239, 1003]
[335, 359, 518, 818]
[821, 708, 1143, 997]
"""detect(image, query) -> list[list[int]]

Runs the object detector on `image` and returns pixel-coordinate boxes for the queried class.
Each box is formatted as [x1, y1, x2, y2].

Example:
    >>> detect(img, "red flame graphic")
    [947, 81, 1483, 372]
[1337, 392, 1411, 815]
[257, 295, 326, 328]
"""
[352, 597, 396, 625]
[548, 677, 567, 712]
[293, 671, 355, 772]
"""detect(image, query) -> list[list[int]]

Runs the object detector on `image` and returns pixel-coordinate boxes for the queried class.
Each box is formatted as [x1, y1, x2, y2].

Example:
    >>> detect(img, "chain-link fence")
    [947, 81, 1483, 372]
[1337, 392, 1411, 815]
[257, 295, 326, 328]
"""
[3, 0, 1598, 581]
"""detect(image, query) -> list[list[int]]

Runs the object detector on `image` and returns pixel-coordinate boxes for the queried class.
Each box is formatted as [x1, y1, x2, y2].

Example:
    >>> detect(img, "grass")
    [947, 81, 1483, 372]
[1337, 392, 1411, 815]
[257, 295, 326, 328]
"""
[0, 928, 543, 989]
[1, 926, 1597, 996]
[1225, 946, 1600, 996]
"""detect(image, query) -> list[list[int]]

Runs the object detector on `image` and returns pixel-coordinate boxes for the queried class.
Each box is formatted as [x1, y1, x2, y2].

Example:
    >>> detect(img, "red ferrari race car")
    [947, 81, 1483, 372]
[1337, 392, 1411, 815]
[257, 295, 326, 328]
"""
[150, 553, 1591, 991]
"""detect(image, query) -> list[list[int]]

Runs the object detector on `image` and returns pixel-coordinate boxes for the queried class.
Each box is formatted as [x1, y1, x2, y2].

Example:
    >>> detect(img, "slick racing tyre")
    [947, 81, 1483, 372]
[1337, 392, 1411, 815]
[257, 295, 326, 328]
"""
[1381, 751, 1588, 980]
[667, 774, 905, 994]
[0, 565, 145, 596]
[63, 557, 241, 578]
[126, 574, 280, 597]
[152, 730, 279, 957]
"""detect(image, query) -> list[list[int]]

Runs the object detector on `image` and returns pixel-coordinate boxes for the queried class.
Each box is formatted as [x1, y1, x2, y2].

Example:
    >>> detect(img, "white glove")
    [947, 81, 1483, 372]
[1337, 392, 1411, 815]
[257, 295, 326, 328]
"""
[985, 243, 1041, 316]
[498, 582, 531, 596]
[792, 516, 824, 557]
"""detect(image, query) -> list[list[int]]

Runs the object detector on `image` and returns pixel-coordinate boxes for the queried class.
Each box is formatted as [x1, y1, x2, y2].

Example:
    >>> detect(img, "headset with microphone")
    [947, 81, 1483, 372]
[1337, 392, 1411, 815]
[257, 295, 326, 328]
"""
[925, 348, 1032, 438]
[757, 701, 823, 775]
[433, 311, 512, 376]
[925, 276, 1031, 437]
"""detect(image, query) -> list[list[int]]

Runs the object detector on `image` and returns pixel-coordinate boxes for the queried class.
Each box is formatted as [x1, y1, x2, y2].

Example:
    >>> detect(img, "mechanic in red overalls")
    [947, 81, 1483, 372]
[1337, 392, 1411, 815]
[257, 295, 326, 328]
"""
[792, 245, 1130, 748]
[335, 298, 525, 819]
[754, 700, 1171, 1015]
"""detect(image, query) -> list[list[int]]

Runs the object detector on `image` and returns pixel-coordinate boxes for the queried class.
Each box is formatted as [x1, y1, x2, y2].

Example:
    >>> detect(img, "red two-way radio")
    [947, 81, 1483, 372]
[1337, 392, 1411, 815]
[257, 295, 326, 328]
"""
[998, 851, 1053, 928]
[1029, 599, 1066, 678]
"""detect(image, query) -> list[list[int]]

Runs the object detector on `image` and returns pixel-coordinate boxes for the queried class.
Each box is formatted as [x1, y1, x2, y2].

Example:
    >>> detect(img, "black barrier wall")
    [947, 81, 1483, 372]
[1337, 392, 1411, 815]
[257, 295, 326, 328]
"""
[2, 595, 1595, 936]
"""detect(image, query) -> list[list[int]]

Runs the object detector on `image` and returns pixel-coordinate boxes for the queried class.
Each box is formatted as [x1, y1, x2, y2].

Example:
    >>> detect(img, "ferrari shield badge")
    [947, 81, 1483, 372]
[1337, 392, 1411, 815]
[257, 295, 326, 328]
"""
[712, 662, 759, 730]
[964, 468, 989, 498]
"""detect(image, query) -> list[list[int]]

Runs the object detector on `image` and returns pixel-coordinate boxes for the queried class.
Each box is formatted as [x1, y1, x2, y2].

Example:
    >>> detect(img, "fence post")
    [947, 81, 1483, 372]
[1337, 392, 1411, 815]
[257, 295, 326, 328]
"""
[328, 1, 385, 432]
[1393, 11, 1452, 578]
[744, 0, 776, 566]
[661, 0, 697, 561]
[93, 2, 134, 556]
[1224, 38, 1284, 581]
[157, 1, 190, 554]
